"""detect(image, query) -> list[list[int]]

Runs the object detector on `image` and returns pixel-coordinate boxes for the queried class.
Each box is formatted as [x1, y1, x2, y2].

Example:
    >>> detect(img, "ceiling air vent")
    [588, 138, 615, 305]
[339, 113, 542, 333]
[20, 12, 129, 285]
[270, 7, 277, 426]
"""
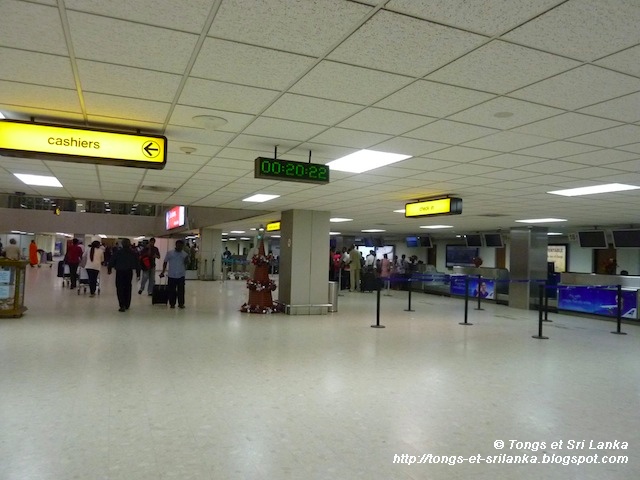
[140, 185, 176, 193]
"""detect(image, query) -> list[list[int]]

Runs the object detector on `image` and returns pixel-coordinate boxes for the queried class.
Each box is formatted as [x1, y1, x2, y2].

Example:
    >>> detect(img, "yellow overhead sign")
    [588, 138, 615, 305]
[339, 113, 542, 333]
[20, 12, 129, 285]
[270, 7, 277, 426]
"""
[405, 197, 463, 218]
[0, 120, 167, 169]
[266, 221, 281, 232]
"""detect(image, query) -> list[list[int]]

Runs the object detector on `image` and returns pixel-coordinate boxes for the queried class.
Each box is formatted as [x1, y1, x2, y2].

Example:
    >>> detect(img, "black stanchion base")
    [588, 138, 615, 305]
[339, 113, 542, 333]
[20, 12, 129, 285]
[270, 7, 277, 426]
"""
[371, 325, 386, 328]
[474, 307, 484, 311]
[404, 309, 415, 312]
[542, 319, 553, 323]
[611, 331, 627, 335]
[532, 335, 549, 339]
[458, 322, 473, 326]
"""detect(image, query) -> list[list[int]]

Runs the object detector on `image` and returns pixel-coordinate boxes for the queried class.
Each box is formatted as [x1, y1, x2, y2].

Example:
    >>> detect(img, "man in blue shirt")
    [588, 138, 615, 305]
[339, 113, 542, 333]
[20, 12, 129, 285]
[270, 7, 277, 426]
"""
[159, 240, 189, 309]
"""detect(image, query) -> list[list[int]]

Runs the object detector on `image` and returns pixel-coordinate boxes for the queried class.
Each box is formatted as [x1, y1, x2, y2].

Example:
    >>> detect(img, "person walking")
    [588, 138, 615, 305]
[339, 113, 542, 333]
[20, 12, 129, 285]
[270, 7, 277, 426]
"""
[138, 237, 160, 296]
[82, 240, 104, 297]
[108, 238, 138, 312]
[65, 238, 83, 289]
[4, 238, 21, 260]
[159, 240, 188, 309]
[29, 240, 39, 267]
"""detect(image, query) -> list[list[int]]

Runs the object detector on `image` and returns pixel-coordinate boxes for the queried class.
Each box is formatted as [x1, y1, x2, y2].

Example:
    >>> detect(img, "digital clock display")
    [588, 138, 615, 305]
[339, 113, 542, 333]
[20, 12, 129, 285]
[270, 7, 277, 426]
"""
[254, 157, 330, 184]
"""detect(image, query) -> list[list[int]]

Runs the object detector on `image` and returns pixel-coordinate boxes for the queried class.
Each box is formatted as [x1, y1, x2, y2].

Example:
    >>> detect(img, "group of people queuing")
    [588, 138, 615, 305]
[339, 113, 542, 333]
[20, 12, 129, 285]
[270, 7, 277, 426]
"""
[330, 246, 421, 292]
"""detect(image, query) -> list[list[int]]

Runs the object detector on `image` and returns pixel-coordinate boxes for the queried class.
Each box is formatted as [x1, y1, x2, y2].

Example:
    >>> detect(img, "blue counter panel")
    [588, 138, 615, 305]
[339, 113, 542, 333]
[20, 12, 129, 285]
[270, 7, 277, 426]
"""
[558, 285, 638, 319]
[450, 275, 495, 299]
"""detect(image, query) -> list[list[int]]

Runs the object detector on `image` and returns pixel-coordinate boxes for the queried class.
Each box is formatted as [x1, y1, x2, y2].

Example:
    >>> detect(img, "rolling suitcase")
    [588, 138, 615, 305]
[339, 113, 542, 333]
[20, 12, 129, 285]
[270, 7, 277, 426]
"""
[361, 269, 378, 292]
[152, 279, 168, 305]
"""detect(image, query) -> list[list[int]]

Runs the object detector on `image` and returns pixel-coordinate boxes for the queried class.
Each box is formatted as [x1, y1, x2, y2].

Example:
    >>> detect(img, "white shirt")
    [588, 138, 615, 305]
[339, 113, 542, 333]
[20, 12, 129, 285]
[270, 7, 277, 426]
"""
[83, 247, 104, 270]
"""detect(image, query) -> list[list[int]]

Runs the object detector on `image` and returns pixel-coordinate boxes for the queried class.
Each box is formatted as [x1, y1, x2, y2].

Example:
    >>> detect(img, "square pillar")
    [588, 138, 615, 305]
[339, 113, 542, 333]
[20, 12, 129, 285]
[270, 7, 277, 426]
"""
[509, 227, 548, 309]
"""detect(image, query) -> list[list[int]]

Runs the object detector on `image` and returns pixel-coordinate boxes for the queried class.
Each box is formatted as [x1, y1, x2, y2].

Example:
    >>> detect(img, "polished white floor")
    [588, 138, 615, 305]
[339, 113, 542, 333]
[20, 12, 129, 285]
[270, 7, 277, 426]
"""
[1, 265, 638, 480]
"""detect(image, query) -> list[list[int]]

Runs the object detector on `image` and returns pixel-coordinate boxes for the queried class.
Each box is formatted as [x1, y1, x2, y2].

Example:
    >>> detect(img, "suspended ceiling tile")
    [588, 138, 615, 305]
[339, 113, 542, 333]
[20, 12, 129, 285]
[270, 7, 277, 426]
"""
[512, 112, 622, 139]
[372, 137, 448, 158]
[404, 120, 497, 144]
[449, 97, 563, 129]
[192, 38, 315, 91]
[478, 168, 541, 181]
[516, 141, 600, 159]
[463, 131, 551, 152]
[179, 78, 279, 114]
[83, 93, 170, 124]
[290, 61, 412, 105]
[465, 153, 546, 168]
[68, 12, 198, 74]
[400, 157, 459, 170]
[427, 40, 579, 95]
[86, 116, 163, 133]
[569, 125, 640, 149]
[0, 48, 75, 89]
[209, 0, 372, 56]
[595, 45, 640, 78]
[309, 128, 392, 149]
[338, 108, 435, 135]
[77, 60, 181, 102]
[427, 146, 500, 162]
[516, 160, 587, 174]
[375, 80, 495, 118]
[242, 118, 326, 142]
[163, 125, 234, 146]
[0, 2, 67, 55]
[617, 143, 640, 155]
[169, 105, 254, 132]
[263, 94, 362, 126]
[560, 149, 638, 167]
[578, 92, 640, 123]
[328, 10, 485, 77]
[0, 81, 81, 113]
[502, 0, 640, 61]
[65, 0, 213, 33]
[510, 65, 640, 110]
[564, 166, 623, 180]
[386, 0, 564, 36]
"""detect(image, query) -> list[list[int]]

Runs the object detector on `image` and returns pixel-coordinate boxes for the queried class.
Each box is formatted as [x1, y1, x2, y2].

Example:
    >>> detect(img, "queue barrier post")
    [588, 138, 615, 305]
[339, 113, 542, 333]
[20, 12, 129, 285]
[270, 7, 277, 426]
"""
[543, 281, 552, 322]
[474, 274, 484, 311]
[459, 275, 473, 326]
[404, 278, 414, 312]
[611, 284, 627, 335]
[532, 283, 549, 339]
[371, 282, 385, 329]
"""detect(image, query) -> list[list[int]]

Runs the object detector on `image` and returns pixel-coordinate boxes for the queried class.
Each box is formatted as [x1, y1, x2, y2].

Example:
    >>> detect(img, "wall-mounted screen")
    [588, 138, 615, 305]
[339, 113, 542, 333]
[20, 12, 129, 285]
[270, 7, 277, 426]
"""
[578, 230, 608, 248]
[406, 236, 419, 247]
[465, 234, 483, 247]
[419, 236, 432, 248]
[483, 233, 504, 248]
[612, 230, 640, 248]
[165, 205, 185, 230]
[446, 245, 479, 268]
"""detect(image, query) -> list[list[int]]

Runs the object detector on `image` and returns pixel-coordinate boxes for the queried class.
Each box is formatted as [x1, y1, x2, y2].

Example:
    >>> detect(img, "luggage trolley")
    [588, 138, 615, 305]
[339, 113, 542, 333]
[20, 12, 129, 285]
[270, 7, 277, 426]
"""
[77, 267, 100, 295]
[57, 261, 71, 287]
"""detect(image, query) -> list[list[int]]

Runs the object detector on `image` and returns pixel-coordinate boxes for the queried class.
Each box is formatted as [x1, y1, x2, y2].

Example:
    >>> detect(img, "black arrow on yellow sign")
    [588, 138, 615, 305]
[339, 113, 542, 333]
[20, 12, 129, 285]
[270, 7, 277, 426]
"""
[143, 141, 160, 158]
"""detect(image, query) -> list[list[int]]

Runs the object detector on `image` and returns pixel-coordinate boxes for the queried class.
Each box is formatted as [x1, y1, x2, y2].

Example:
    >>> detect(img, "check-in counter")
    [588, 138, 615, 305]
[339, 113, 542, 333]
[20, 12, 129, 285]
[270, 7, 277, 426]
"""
[451, 267, 510, 302]
[558, 273, 640, 320]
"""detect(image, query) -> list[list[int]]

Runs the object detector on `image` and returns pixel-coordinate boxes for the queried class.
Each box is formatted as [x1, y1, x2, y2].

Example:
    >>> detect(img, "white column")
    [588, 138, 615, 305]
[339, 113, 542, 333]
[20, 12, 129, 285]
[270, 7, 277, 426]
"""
[199, 227, 222, 280]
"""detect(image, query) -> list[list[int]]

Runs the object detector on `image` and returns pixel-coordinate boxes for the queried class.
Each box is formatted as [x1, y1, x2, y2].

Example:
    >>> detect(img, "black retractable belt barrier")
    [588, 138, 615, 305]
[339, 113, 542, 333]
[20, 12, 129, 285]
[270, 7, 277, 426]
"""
[543, 281, 552, 322]
[459, 275, 473, 326]
[371, 282, 385, 328]
[404, 278, 414, 312]
[611, 284, 627, 335]
[474, 274, 484, 311]
[532, 283, 549, 339]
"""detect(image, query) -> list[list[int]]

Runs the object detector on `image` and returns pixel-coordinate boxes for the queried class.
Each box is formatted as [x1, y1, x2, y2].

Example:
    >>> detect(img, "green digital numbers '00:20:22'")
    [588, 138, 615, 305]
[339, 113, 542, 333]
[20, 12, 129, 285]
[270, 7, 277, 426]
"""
[254, 157, 330, 185]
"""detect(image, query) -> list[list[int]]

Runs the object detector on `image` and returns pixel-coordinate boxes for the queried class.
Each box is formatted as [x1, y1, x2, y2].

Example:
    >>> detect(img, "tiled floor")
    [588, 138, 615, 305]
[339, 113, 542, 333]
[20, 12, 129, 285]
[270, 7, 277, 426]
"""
[1, 265, 638, 480]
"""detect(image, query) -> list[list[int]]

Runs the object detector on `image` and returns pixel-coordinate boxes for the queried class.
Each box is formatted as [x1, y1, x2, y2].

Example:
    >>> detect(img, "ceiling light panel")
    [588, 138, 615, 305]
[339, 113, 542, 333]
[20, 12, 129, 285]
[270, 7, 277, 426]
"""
[327, 150, 412, 173]
[548, 183, 640, 197]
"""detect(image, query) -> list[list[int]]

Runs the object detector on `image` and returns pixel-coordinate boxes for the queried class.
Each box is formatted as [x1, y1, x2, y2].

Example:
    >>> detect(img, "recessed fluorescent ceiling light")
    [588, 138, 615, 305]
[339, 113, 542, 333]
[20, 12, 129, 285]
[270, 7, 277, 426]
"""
[330, 232, 341, 235]
[393, 209, 405, 213]
[362, 229, 385, 233]
[548, 183, 640, 196]
[330, 218, 353, 223]
[548, 232, 563, 236]
[243, 194, 280, 203]
[327, 149, 411, 173]
[420, 225, 453, 229]
[516, 218, 567, 223]
[230, 230, 245, 234]
[14, 173, 62, 187]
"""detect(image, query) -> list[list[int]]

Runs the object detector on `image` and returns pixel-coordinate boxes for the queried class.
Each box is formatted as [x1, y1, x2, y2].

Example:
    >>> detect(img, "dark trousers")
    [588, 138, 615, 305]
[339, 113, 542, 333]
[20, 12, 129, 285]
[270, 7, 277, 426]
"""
[115, 270, 133, 309]
[167, 276, 185, 307]
[86, 268, 99, 294]
[68, 263, 79, 288]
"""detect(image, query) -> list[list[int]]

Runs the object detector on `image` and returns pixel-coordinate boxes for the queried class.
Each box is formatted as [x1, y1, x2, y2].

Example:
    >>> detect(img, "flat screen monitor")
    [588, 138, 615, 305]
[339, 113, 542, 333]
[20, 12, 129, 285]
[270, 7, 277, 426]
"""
[165, 205, 185, 230]
[578, 230, 608, 249]
[483, 233, 504, 248]
[465, 234, 483, 247]
[419, 236, 432, 248]
[446, 246, 479, 268]
[612, 230, 640, 248]
[406, 236, 419, 247]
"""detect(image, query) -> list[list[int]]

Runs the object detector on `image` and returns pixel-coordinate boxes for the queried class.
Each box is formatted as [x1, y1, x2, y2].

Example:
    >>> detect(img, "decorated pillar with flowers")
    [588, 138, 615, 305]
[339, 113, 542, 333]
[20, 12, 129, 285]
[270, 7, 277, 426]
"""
[241, 234, 284, 314]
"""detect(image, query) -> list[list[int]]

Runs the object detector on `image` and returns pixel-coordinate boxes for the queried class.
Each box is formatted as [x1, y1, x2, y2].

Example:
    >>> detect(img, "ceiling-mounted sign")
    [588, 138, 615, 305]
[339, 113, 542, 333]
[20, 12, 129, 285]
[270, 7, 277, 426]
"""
[0, 120, 167, 169]
[266, 221, 281, 232]
[254, 157, 330, 184]
[405, 197, 463, 218]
